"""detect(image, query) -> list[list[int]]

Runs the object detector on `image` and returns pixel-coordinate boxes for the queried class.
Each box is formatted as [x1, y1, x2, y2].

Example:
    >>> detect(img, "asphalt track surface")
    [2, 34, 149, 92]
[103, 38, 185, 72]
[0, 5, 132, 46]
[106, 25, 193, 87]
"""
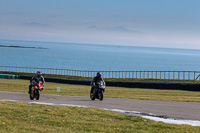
[1, 91, 200, 121]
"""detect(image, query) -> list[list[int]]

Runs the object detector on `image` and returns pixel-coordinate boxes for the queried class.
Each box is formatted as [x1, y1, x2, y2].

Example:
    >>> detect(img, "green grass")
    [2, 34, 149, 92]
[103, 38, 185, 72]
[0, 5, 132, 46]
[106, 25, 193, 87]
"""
[1, 78, 200, 102]
[0, 101, 200, 133]
[1, 71, 200, 83]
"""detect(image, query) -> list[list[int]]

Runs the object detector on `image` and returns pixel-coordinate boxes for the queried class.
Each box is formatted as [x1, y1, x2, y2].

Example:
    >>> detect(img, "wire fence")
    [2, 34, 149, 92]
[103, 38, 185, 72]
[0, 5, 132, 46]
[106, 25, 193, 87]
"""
[1, 66, 200, 80]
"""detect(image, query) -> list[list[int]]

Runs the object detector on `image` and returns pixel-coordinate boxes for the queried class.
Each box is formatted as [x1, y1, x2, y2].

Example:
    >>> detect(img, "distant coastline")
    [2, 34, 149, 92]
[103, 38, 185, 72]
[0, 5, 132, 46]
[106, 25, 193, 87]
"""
[0, 45, 47, 49]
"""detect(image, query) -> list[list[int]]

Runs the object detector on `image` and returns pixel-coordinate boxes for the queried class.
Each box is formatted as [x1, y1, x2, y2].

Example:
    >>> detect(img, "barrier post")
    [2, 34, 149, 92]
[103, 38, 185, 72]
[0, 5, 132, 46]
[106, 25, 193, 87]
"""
[156, 71, 157, 79]
[160, 71, 161, 79]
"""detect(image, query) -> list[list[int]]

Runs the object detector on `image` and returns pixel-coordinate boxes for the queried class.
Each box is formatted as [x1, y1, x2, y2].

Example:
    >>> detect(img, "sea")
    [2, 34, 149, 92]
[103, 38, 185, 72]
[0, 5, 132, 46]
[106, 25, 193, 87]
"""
[0, 39, 200, 71]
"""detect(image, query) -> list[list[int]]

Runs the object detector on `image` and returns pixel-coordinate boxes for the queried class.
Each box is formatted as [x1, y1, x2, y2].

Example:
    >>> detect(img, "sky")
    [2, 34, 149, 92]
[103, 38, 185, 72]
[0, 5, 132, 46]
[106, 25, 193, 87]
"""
[0, 0, 200, 49]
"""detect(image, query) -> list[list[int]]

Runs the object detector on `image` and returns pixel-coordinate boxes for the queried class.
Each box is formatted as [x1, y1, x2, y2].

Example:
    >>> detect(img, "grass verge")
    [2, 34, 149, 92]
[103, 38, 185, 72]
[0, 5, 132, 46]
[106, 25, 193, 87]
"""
[0, 101, 200, 133]
[1, 78, 200, 102]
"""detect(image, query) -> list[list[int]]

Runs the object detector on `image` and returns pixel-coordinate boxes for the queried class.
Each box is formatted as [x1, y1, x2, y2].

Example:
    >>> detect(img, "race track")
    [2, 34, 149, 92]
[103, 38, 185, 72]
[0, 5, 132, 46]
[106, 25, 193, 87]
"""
[1, 90, 200, 120]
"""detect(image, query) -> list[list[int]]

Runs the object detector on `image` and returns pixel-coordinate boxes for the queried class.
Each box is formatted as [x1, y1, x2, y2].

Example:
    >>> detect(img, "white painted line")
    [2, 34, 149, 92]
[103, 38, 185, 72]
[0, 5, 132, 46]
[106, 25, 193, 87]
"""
[108, 108, 200, 127]
[1, 99, 200, 126]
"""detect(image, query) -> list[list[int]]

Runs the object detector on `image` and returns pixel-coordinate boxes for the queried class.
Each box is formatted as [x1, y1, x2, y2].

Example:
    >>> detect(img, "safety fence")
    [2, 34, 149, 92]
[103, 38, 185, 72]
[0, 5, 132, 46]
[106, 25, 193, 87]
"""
[1, 66, 200, 80]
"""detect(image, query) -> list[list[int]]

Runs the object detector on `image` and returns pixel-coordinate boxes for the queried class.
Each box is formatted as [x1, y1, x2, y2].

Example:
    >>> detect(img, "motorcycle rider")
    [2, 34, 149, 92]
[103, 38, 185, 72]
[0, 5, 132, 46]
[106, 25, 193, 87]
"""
[91, 72, 105, 92]
[28, 71, 45, 94]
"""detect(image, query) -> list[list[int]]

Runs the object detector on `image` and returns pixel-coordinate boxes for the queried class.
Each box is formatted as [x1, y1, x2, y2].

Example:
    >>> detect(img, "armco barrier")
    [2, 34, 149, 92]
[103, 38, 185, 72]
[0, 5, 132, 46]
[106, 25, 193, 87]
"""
[19, 75, 200, 91]
[0, 74, 18, 79]
[19, 76, 91, 86]
[106, 81, 200, 91]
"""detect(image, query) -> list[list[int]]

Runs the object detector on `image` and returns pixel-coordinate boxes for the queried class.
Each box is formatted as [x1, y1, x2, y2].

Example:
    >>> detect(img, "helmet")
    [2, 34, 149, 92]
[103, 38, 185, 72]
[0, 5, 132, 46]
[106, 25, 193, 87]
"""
[97, 72, 101, 78]
[37, 71, 42, 77]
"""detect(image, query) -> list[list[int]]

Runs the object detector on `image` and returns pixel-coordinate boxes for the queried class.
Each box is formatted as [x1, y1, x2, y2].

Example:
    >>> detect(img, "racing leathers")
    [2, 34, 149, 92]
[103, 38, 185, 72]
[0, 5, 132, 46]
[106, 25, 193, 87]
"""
[91, 76, 105, 91]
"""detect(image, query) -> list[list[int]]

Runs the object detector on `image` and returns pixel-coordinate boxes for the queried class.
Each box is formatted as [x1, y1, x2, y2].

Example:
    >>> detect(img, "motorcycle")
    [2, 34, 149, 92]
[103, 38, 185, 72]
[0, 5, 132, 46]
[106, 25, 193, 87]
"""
[90, 81, 106, 101]
[30, 81, 43, 100]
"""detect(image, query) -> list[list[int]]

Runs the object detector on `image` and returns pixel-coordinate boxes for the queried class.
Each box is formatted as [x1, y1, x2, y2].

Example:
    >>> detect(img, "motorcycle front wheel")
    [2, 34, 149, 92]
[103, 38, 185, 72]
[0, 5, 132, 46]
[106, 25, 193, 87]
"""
[29, 90, 34, 100]
[90, 89, 95, 101]
[99, 90, 104, 101]
[35, 89, 40, 100]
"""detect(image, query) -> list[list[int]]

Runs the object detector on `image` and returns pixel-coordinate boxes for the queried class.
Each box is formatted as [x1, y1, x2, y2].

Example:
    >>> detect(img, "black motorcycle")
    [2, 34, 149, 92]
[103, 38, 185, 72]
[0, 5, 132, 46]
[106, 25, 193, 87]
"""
[90, 81, 106, 101]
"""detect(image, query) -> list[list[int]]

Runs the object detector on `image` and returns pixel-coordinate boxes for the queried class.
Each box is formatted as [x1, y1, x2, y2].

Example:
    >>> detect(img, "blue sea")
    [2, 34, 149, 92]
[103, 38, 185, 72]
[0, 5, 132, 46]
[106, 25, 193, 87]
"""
[0, 39, 200, 71]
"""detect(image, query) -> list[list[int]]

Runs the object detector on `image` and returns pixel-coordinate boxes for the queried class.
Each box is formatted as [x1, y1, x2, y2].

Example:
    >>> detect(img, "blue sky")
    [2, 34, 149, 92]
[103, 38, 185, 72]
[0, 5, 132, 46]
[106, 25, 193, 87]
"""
[0, 0, 200, 49]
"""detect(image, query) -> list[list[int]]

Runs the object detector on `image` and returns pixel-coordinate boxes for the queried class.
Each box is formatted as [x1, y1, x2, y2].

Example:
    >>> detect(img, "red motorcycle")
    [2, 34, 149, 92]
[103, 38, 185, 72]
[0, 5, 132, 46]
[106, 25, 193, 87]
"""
[30, 81, 43, 100]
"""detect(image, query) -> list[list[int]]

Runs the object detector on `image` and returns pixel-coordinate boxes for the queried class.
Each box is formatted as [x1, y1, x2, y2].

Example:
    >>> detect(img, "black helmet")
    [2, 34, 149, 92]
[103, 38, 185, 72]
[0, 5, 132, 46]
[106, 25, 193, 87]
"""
[97, 72, 101, 77]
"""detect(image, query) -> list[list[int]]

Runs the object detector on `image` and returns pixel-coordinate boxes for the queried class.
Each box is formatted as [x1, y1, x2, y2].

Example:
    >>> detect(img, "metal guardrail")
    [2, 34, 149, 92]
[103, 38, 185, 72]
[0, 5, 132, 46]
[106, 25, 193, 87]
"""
[0, 74, 18, 79]
[0, 66, 200, 80]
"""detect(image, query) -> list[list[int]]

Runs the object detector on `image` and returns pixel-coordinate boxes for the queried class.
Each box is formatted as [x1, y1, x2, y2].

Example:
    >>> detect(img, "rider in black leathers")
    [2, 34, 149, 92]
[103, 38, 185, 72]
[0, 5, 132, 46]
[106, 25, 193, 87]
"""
[91, 72, 105, 92]
[28, 71, 45, 94]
